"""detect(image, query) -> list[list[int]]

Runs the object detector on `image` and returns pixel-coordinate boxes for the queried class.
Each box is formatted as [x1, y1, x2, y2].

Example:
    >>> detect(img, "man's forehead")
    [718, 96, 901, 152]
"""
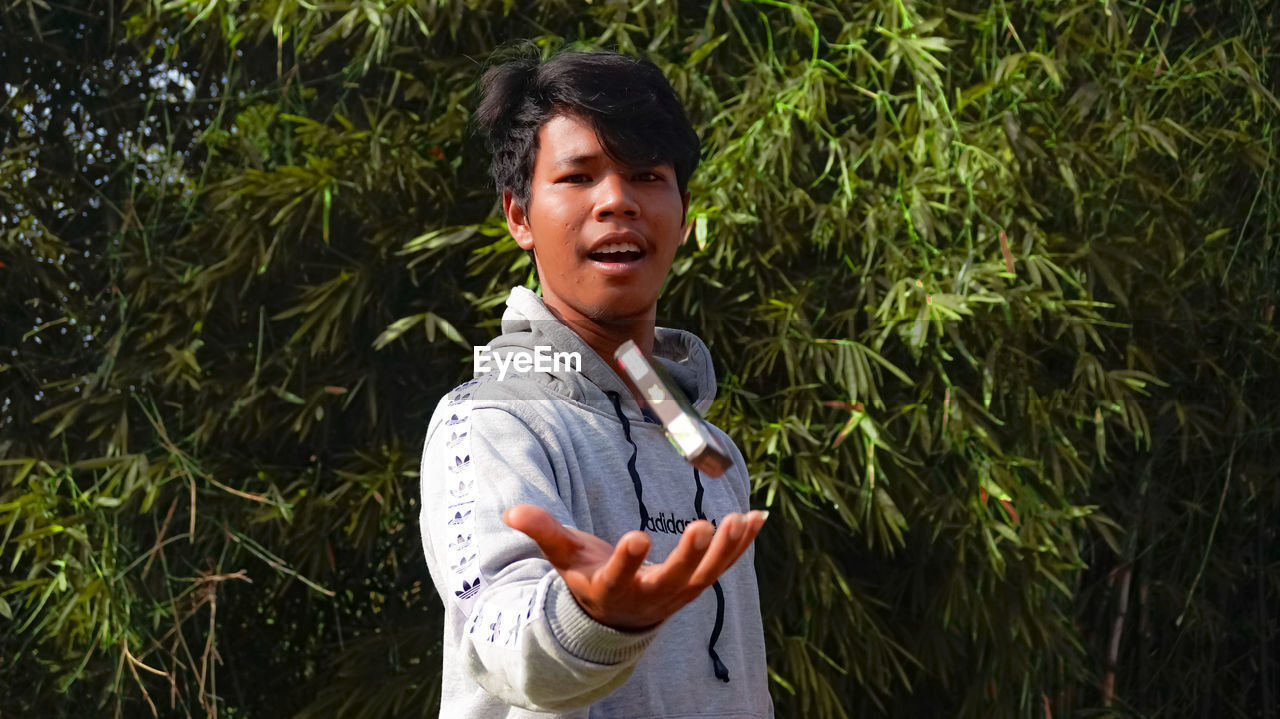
[546, 150, 668, 171]
[550, 153, 603, 169]
[537, 115, 665, 170]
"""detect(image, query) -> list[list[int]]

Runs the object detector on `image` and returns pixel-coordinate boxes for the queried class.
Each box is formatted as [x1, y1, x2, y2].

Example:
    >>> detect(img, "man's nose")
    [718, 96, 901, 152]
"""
[594, 172, 640, 218]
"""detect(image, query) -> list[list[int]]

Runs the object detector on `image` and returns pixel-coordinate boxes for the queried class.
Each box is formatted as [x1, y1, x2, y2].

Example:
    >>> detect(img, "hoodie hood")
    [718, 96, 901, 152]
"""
[483, 286, 718, 417]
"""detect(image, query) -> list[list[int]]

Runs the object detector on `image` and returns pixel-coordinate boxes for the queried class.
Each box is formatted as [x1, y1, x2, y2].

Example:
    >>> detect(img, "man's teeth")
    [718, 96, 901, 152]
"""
[594, 242, 641, 254]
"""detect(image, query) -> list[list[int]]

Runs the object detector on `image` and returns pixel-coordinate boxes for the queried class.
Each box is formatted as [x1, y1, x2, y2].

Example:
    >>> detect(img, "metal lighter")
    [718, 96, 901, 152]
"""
[613, 339, 733, 478]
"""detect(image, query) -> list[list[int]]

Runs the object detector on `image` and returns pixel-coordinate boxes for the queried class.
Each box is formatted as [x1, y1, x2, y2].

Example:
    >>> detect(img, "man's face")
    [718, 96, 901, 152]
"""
[503, 112, 690, 325]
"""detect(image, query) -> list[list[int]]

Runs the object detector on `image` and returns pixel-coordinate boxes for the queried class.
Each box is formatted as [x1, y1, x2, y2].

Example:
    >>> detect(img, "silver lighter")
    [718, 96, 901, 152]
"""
[613, 339, 733, 478]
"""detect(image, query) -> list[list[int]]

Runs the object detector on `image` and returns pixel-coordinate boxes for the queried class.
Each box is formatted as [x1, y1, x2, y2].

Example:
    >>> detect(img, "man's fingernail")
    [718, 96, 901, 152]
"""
[694, 530, 712, 551]
[758, 510, 770, 523]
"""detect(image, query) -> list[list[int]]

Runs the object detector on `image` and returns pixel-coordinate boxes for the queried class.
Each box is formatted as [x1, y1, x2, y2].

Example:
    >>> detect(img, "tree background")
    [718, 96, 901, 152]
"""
[2, 0, 1277, 717]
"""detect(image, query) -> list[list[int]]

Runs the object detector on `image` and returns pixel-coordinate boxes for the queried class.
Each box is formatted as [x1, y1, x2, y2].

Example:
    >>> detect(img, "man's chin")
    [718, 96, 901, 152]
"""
[571, 294, 659, 327]
[538, 281, 659, 328]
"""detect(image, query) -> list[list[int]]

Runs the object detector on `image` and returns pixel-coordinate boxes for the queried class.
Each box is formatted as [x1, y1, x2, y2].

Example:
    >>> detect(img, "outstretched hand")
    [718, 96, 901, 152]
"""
[503, 505, 768, 631]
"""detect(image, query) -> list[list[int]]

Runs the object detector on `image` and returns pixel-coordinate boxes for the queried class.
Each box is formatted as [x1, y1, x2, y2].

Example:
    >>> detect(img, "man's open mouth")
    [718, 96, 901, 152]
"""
[587, 242, 645, 263]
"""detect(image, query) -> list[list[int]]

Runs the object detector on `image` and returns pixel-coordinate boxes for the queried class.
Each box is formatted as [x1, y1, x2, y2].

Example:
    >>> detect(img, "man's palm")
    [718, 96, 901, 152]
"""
[503, 504, 766, 630]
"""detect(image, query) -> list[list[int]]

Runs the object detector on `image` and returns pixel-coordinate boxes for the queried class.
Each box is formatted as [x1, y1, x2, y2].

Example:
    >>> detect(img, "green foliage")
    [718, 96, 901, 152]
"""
[2, 0, 1277, 717]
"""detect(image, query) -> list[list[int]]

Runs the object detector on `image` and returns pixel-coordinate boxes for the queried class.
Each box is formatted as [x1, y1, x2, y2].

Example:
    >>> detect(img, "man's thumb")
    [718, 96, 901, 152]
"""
[504, 505, 574, 564]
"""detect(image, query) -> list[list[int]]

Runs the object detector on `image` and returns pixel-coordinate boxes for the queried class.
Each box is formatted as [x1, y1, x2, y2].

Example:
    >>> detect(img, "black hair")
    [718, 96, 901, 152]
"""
[474, 43, 701, 216]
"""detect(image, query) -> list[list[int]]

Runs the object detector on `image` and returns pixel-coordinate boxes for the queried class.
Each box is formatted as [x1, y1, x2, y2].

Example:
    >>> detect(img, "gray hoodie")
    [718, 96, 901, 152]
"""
[418, 287, 773, 718]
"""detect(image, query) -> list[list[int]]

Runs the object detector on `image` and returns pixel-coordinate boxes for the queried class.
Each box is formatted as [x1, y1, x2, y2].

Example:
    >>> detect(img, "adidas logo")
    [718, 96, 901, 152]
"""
[455, 577, 481, 601]
[489, 614, 503, 642]
[447, 431, 468, 448]
[448, 455, 472, 473]
[449, 479, 473, 498]
[448, 392, 472, 406]
[447, 509, 472, 526]
[643, 511, 719, 536]
[451, 554, 476, 573]
[449, 533, 472, 551]
[445, 413, 467, 426]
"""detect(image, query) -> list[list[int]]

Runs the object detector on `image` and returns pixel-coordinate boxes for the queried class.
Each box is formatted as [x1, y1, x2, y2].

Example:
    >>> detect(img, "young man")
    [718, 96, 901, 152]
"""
[418, 48, 773, 718]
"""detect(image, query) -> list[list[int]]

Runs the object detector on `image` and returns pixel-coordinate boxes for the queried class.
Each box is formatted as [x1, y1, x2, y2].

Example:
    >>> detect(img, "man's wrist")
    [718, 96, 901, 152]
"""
[545, 574, 660, 665]
[566, 583, 664, 633]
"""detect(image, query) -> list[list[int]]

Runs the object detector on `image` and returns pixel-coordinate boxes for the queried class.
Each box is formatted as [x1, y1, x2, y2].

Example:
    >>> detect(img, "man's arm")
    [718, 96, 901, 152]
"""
[420, 398, 658, 712]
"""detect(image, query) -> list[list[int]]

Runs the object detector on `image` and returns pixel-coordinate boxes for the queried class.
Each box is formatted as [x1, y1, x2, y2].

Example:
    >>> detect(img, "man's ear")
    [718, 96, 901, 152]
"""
[502, 190, 535, 251]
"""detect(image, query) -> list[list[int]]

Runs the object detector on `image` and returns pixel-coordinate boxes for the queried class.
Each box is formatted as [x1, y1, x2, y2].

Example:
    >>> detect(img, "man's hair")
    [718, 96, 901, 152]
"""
[474, 44, 701, 215]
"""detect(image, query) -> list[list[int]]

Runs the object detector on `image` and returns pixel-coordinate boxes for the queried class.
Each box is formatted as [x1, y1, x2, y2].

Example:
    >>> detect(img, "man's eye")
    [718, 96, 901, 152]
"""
[561, 174, 588, 183]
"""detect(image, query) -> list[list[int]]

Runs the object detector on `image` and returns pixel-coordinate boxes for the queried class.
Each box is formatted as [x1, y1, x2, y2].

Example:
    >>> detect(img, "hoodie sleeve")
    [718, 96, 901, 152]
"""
[419, 389, 658, 712]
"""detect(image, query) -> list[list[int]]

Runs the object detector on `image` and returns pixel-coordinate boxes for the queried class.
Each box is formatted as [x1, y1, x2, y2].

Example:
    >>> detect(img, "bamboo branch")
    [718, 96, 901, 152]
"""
[1102, 563, 1132, 707]
[1177, 440, 1237, 626]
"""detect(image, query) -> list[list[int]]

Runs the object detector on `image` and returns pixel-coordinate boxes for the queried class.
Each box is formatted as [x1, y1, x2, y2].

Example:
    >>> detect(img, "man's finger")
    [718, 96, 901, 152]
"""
[718, 510, 767, 573]
[598, 531, 650, 594]
[688, 513, 750, 587]
[644, 520, 714, 589]
[503, 504, 579, 568]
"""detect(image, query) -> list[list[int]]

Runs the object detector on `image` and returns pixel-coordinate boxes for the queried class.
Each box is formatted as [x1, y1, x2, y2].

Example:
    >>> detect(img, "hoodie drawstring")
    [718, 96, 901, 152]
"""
[606, 390, 730, 683]
[693, 467, 731, 683]
[606, 391, 650, 532]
